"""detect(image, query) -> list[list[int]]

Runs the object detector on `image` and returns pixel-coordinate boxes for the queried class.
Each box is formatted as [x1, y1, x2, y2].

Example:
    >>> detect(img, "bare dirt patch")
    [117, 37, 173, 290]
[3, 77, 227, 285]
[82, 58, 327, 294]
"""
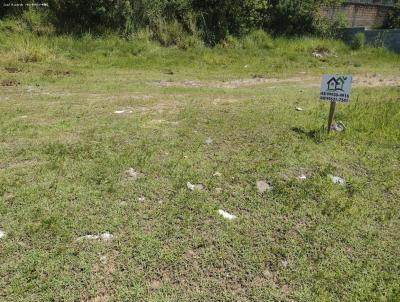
[1, 79, 20, 86]
[353, 74, 400, 88]
[44, 69, 72, 76]
[153, 74, 400, 89]
[5, 67, 22, 73]
[154, 77, 309, 89]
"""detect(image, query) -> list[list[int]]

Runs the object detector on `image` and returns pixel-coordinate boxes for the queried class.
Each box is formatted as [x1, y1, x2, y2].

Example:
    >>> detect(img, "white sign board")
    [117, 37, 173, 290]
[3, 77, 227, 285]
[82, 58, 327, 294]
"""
[320, 75, 352, 103]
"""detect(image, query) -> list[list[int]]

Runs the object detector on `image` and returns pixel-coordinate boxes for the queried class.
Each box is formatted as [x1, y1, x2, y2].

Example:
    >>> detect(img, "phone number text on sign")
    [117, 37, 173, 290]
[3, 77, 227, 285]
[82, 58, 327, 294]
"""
[320, 91, 350, 103]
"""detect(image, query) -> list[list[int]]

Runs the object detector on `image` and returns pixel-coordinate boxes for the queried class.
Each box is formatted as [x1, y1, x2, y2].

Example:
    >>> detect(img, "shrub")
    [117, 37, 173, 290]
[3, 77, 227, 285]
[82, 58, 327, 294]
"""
[241, 29, 273, 49]
[351, 32, 366, 50]
[1, 0, 347, 45]
[385, 2, 400, 29]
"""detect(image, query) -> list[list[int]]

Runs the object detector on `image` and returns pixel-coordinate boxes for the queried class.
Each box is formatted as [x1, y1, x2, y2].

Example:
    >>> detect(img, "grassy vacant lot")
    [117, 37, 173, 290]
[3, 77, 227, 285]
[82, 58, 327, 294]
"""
[0, 28, 399, 301]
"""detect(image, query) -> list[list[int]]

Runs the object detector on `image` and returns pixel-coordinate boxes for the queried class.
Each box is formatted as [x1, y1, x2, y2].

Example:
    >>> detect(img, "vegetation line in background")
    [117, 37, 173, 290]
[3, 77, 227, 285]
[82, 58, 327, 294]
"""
[1, 0, 351, 46]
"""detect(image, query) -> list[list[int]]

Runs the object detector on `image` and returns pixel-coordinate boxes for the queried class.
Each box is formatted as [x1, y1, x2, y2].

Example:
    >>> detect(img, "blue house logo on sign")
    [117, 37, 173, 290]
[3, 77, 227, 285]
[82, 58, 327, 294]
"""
[320, 75, 352, 102]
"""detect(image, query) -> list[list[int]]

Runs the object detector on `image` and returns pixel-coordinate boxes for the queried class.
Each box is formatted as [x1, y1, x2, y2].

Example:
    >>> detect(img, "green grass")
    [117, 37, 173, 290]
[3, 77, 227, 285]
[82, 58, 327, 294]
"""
[0, 26, 399, 301]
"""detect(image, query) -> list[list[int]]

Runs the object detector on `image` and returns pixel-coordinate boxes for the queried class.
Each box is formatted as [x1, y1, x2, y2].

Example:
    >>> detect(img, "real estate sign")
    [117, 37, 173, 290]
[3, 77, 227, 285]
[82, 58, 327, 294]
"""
[320, 75, 352, 103]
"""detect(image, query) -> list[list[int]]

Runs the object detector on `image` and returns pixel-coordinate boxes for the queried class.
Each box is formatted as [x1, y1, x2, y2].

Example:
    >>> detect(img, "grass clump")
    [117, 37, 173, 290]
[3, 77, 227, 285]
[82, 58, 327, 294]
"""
[351, 32, 366, 50]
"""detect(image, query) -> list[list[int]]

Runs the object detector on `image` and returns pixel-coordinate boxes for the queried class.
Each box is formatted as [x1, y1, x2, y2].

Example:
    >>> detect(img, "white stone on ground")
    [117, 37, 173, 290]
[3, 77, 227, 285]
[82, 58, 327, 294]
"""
[296, 107, 304, 111]
[206, 137, 213, 145]
[312, 52, 323, 58]
[298, 174, 307, 180]
[329, 175, 346, 186]
[187, 182, 204, 191]
[331, 121, 346, 132]
[100, 232, 114, 241]
[257, 180, 272, 193]
[218, 210, 237, 221]
[115, 109, 133, 114]
[213, 171, 222, 177]
[77, 232, 114, 242]
[126, 168, 145, 180]
[138, 197, 146, 202]
[0, 229, 5, 239]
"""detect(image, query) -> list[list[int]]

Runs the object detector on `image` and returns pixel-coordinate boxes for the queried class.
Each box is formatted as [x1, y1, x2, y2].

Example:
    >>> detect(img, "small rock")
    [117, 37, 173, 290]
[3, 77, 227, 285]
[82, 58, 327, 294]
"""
[257, 180, 272, 194]
[329, 175, 346, 186]
[331, 121, 346, 132]
[138, 197, 146, 202]
[100, 255, 108, 265]
[115, 109, 132, 114]
[298, 174, 307, 180]
[244, 65, 249, 68]
[215, 187, 222, 194]
[281, 260, 289, 268]
[312, 52, 323, 58]
[296, 107, 304, 111]
[187, 182, 204, 192]
[78, 234, 99, 240]
[218, 210, 237, 221]
[213, 171, 222, 177]
[77, 232, 114, 242]
[206, 137, 213, 145]
[0, 229, 5, 239]
[101, 232, 114, 241]
[126, 168, 145, 180]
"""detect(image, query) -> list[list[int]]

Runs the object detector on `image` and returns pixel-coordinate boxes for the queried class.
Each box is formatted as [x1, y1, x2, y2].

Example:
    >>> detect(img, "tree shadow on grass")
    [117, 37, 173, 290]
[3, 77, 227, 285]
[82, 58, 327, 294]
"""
[291, 127, 326, 143]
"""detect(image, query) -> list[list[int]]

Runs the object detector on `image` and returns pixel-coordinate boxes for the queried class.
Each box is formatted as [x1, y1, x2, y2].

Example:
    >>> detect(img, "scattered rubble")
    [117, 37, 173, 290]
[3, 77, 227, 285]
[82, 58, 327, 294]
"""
[257, 180, 273, 193]
[187, 182, 204, 192]
[126, 168, 145, 180]
[218, 210, 237, 221]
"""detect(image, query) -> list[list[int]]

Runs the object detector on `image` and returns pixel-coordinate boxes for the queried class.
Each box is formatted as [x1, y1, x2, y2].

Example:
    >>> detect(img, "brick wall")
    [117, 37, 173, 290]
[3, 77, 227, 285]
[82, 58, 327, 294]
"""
[325, 3, 393, 28]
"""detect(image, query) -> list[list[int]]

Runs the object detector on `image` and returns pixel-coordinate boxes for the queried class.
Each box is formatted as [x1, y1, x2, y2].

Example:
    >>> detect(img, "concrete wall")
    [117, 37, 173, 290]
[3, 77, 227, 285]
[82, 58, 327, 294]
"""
[339, 27, 400, 53]
[325, 2, 393, 28]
